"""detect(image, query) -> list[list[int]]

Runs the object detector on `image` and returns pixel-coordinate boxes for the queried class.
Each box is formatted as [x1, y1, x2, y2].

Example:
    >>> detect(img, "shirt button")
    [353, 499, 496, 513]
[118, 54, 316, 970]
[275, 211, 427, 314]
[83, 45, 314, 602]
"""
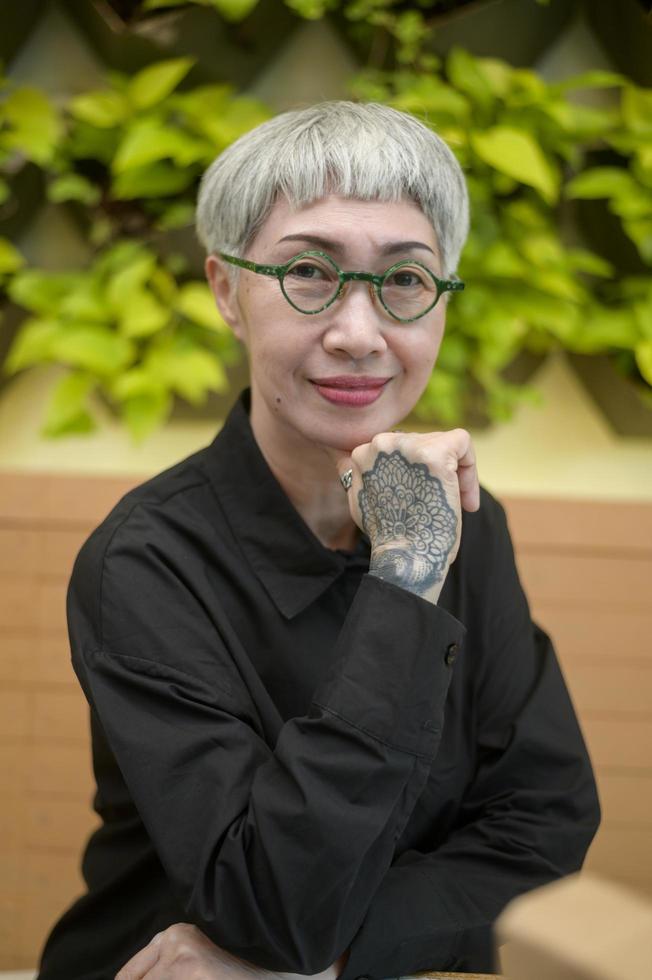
[445, 642, 459, 666]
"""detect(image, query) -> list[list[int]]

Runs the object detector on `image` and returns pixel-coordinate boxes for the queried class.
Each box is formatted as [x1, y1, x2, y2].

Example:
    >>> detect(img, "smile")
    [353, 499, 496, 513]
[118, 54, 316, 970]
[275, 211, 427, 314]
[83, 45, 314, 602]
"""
[309, 376, 391, 407]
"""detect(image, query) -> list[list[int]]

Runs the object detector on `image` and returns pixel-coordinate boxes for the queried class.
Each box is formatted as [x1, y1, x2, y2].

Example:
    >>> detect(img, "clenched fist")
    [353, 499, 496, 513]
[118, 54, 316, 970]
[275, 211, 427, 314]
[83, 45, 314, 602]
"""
[337, 429, 479, 605]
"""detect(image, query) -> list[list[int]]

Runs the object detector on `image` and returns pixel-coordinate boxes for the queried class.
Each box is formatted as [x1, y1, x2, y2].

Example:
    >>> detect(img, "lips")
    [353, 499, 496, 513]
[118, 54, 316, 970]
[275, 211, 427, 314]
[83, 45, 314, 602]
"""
[310, 376, 391, 407]
[310, 376, 390, 388]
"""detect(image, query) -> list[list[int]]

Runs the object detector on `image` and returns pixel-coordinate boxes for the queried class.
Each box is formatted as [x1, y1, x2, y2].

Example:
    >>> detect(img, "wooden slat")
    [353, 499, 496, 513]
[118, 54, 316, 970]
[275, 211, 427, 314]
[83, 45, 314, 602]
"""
[30, 689, 89, 741]
[517, 553, 652, 608]
[585, 826, 652, 896]
[530, 604, 652, 663]
[596, 771, 652, 828]
[20, 851, 86, 967]
[502, 495, 652, 554]
[581, 717, 652, 770]
[0, 472, 139, 525]
[560, 661, 652, 716]
[0, 631, 75, 687]
[26, 742, 94, 799]
[0, 579, 68, 631]
[25, 798, 100, 853]
[0, 528, 81, 578]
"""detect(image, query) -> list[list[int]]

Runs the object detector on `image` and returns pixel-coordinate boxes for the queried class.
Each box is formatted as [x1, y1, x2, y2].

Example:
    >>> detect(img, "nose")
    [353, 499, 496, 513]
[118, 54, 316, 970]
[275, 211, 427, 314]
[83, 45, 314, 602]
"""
[321, 281, 388, 359]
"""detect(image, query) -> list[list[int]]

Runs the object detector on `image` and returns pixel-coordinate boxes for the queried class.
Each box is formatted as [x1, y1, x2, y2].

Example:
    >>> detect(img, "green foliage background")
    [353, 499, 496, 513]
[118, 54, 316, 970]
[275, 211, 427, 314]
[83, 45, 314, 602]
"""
[1, 0, 651, 442]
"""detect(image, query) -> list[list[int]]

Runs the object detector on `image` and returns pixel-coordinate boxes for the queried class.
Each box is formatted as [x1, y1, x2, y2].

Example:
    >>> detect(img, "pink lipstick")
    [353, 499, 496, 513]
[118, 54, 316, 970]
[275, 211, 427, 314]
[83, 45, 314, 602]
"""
[310, 375, 390, 407]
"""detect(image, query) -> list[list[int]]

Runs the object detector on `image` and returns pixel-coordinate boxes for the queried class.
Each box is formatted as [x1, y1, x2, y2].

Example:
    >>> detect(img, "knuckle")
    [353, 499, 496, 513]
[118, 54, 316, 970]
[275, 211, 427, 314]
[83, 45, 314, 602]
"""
[173, 945, 196, 964]
[164, 923, 189, 946]
[370, 432, 396, 452]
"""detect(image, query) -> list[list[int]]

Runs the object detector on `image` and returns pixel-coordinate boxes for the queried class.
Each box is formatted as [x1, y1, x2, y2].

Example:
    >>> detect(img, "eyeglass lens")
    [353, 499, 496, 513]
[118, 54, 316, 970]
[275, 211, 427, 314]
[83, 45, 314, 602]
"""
[280, 255, 439, 319]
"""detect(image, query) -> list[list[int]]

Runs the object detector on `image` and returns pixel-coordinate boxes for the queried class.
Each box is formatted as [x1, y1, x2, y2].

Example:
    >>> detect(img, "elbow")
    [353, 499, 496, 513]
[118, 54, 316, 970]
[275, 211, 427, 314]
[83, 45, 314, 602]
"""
[188, 890, 345, 975]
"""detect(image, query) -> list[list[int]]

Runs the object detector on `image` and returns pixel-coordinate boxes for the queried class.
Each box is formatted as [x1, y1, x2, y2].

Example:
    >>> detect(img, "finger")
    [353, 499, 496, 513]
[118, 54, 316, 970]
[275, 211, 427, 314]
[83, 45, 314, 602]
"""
[335, 455, 354, 484]
[115, 932, 162, 980]
[453, 431, 480, 512]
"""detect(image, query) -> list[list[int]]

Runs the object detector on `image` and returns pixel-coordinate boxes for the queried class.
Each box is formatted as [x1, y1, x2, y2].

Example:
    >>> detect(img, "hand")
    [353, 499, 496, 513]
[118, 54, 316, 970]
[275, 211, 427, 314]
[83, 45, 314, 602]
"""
[336, 429, 479, 605]
[115, 923, 272, 980]
[115, 923, 349, 980]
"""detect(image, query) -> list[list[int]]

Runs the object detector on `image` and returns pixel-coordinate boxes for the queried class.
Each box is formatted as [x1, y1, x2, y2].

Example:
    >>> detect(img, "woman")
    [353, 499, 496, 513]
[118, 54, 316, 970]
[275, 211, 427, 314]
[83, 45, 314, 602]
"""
[36, 102, 599, 980]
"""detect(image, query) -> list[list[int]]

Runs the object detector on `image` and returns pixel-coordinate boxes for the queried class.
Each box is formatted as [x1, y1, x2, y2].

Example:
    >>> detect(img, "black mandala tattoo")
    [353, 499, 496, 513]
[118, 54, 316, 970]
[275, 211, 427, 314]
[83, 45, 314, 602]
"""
[358, 450, 458, 595]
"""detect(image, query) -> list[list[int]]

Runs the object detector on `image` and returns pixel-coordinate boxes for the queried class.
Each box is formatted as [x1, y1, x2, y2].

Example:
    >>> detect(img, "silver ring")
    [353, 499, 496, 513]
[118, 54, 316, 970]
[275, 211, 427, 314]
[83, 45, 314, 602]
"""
[340, 468, 353, 491]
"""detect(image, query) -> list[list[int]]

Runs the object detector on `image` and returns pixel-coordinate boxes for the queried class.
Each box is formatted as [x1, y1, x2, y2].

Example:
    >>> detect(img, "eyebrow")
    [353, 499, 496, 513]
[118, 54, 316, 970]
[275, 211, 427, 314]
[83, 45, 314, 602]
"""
[276, 233, 436, 257]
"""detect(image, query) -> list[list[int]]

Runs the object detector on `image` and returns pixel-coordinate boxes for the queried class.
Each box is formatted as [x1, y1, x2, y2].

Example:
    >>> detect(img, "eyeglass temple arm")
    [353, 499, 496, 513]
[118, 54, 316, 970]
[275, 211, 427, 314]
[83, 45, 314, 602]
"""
[218, 253, 283, 277]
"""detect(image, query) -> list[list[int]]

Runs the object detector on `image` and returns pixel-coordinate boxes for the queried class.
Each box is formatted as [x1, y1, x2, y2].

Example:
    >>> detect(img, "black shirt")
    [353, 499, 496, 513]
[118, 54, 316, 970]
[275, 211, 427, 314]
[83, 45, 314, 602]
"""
[37, 388, 600, 980]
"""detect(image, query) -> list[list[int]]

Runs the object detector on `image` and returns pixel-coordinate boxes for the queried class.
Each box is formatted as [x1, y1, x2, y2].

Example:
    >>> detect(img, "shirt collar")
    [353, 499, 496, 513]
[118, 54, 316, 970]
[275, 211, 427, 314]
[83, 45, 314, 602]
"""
[202, 388, 370, 619]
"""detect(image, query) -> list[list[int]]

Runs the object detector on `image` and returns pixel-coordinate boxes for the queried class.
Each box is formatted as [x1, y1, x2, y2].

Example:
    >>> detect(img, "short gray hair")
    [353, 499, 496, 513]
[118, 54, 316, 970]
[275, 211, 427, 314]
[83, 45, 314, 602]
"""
[196, 101, 469, 277]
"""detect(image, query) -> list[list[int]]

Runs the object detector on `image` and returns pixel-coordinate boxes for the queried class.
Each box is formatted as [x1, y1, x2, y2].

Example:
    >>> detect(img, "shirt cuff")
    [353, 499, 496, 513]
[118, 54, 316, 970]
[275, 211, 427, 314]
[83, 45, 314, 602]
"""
[312, 573, 467, 761]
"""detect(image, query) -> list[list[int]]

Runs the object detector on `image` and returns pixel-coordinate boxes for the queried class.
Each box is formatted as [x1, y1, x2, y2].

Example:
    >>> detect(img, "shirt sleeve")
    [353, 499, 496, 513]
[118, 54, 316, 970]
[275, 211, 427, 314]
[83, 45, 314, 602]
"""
[68, 512, 466, 975]
[338, 498, 601, 979]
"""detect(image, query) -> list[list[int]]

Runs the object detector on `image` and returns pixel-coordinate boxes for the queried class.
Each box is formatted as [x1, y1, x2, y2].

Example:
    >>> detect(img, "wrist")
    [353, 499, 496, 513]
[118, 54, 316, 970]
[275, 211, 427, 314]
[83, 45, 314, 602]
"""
[369, 546, 446, 605]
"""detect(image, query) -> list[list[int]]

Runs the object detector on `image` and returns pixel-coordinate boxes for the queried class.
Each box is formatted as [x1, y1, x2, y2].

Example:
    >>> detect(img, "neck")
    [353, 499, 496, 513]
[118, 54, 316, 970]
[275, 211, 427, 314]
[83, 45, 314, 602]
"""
[249, 393, 359, 552]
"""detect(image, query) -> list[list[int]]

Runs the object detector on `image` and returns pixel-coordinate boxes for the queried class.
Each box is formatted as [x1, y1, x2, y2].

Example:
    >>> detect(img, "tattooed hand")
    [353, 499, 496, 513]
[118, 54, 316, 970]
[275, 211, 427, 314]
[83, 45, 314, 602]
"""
[337, 430, 479, 605]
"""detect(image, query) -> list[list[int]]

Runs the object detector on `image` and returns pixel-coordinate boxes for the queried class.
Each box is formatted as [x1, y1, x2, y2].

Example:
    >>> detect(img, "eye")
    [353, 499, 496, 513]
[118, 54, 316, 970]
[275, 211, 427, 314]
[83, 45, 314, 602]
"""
[385, 269, 427, 288]
[287, 261, 330, 280]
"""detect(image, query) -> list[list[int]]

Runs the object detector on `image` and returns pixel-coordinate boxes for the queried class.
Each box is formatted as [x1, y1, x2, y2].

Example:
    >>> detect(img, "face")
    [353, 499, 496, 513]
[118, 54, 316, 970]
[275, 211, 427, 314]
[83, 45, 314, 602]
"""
[205, 193, 448, 455]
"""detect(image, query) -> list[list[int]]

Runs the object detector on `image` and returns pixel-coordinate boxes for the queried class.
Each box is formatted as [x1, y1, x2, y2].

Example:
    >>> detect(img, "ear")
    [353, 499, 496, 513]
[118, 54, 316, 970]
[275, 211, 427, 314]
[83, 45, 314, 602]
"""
[205, 255, 247, 345]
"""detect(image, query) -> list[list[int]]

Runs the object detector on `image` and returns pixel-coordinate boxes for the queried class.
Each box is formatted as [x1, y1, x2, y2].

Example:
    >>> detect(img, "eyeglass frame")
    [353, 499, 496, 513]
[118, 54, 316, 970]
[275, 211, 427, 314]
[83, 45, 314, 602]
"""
[217, 249, 465, 323]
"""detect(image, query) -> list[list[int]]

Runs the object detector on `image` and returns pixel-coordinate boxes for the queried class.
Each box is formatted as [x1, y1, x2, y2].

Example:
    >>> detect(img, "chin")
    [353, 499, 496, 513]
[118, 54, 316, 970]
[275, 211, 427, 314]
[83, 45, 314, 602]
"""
[312, 408, 408, 453]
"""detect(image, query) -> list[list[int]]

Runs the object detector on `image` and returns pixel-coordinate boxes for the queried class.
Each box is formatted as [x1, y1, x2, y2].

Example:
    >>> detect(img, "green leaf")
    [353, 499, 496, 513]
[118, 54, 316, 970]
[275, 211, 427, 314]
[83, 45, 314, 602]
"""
[447, 48, 494, 110]
[69, 89, 130, 128]
[117, 288, 171, 338]
[0, 237, 24, 275]
[566, 167, 635, 200]
[622, 86, 652, 136]
[624, 217, 652, 263]
[113, 119, 210, 173]
[127, 57, 195, 111]
[2, 87, 63, 165]
[49, 326, 135, 375]
[146, 338, 227, 402]
[415, 369, 463, 424]
[142, 0, 189, 8]
[47, 174, 101, 206]
[3, 317, 59, 374]
[175, 283, 228, 332]
[471, 127, 559, 203]
[0, 177, 10, 205]
[285, 0, 336, 17]
[149, 265, 178, 304]
[8, 270, 82, 315]
[570, 307, 639, 353]
[551, 70, 625, 94]
[59, 282, 110, 324]
[195, 97, 270, 149]
[155, 201, 195, 230]
[121, 389, 173, 444]
[41, 371, 97, 437]
[109, 367, 166, 401]
[207, 0, 260, 21]
[391, 79, 470, 122]
[112, 161, 195, 199]
[567, 249, 614, 278]
[106, 253, 157, 311]
[94, 240, 151, 278]
[635, 340, 652, 386]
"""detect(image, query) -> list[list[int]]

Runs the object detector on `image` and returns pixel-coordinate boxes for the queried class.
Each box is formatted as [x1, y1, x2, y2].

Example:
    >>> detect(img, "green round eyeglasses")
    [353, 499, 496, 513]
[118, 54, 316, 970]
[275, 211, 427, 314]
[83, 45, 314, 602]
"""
[218, 250, 465, 323]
